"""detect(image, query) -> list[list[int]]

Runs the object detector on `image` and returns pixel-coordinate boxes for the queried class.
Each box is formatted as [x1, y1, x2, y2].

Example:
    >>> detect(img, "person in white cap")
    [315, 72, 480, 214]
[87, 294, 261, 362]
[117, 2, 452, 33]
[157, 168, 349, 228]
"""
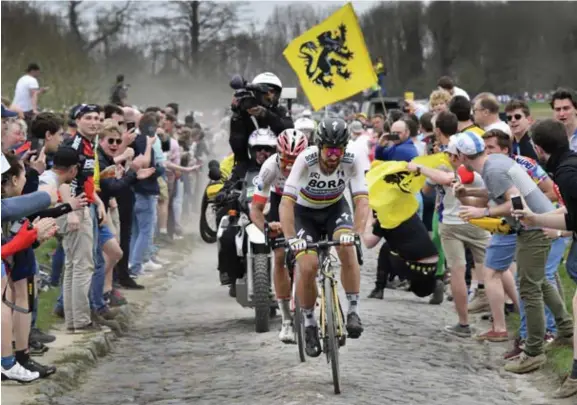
[454, 130, 574, 375]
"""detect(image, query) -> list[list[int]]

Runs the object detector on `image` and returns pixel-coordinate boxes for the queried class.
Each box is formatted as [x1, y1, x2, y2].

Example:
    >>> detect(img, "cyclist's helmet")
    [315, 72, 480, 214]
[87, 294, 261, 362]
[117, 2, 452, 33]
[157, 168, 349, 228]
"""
[315, 118, 349, 147]
[248, 128, 277, 160]
[277, 128, 308, 158]
[251, 72, 282, 106]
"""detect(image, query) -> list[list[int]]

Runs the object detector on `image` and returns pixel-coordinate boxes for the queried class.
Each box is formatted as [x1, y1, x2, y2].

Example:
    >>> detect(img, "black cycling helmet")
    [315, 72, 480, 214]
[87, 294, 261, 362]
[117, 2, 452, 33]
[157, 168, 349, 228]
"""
[315, 118, 349, 147]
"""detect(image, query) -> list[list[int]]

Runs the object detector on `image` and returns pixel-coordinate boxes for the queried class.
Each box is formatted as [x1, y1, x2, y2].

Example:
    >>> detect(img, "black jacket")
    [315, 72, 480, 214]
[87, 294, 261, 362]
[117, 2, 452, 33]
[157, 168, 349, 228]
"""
[229, 105, 293, 164]
[97, 146, 139, 211]
[546, 149, 577, 233]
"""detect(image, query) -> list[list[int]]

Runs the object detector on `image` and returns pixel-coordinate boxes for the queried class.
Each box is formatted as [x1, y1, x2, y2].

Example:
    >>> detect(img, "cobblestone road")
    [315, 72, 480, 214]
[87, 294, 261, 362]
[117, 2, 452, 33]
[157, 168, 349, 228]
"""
[50, 242, 557, 405]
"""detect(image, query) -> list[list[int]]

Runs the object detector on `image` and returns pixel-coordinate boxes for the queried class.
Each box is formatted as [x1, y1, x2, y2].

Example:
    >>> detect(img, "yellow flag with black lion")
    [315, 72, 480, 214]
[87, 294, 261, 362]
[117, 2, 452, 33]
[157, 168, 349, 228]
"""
[283, 3, 377, 111]
[366, 153, 451, 229]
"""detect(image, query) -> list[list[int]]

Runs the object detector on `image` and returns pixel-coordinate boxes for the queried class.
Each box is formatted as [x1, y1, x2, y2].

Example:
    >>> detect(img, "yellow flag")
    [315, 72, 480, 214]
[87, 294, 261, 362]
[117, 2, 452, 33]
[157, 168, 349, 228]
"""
[283, 3, 377, 111]
[367, 153, 451, 229]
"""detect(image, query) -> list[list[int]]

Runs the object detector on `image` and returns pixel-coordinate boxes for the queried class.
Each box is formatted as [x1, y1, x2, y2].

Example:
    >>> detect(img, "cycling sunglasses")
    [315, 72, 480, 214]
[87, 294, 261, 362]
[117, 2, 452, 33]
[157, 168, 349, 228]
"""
[506, 113, 524, 121]
[321, 145, 345, 158]
[253, 145, 275, 153]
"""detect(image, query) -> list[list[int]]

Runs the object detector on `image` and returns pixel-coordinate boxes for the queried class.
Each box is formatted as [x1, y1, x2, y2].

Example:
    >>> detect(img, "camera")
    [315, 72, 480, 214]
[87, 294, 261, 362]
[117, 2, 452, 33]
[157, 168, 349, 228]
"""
[230, 74, 268, 113]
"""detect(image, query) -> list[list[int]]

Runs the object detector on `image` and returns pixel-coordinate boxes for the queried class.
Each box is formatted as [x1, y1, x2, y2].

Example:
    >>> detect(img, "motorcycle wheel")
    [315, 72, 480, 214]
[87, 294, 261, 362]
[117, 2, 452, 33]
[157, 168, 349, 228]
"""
[199, 190, 217, 244]
[253, 253, 271, 333]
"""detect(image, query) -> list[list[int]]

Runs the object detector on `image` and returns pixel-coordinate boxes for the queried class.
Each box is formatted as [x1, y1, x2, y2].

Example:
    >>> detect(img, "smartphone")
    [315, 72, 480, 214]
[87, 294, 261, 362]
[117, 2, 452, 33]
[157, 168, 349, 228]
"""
[126, 122, 136, 131]
[511, 195, 524, 210]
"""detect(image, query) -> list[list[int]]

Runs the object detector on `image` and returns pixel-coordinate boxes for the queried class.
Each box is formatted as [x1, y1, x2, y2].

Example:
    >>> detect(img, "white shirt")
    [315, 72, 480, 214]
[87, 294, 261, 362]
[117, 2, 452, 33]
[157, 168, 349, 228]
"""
[253, 153, 286, 204]
[347, 134, 372, 174]
[12, 74, 39, 112]
[485, 120, 512, 137]
[453, 86, 470, 100]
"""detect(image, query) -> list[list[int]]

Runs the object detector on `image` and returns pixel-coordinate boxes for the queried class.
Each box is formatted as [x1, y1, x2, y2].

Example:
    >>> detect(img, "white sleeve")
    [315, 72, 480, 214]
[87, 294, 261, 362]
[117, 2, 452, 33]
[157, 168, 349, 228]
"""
[349, 156, 368, 199]
[282, 152, 307, 201]
[29, 77, 39, 90]
[253, 156, 277, 202]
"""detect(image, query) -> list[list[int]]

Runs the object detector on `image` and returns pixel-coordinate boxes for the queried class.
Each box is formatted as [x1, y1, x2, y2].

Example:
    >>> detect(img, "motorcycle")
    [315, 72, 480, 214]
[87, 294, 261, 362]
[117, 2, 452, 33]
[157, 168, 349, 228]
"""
[199, 161, 227, 244]
[216, 169, 276, 333]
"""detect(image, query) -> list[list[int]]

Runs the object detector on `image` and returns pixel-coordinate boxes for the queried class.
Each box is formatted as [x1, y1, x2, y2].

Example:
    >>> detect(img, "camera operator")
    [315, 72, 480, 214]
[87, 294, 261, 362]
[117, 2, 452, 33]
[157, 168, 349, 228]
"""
[229, 72, 293, 171]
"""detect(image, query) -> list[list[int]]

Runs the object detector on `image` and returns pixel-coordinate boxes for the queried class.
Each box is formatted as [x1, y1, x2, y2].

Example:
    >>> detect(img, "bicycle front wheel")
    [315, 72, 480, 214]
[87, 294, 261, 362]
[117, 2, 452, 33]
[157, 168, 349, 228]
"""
[324, 275, 341, 394]
[294, 294, 306, 363]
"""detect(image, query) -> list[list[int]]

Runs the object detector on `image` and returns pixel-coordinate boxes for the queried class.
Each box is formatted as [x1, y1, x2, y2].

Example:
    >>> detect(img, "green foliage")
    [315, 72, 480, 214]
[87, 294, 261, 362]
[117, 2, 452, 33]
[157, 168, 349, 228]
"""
[1, 2, 100, 110]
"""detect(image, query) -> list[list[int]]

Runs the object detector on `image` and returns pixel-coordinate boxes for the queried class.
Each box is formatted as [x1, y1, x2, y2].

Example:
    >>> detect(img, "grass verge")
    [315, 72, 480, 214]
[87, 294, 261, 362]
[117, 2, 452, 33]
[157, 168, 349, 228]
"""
[507, 261, 575, 378]
[35, 238, 62, 332]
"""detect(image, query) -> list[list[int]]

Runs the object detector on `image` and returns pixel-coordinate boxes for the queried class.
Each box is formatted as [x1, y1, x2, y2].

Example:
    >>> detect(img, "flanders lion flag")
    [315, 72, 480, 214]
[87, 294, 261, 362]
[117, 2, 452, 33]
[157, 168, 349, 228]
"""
[367, 153, 451, 229]
[283, 3, 377, 111]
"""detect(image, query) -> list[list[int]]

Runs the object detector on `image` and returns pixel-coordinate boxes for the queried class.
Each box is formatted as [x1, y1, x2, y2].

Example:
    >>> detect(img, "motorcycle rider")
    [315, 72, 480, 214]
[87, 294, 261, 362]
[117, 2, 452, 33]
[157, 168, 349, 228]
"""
[294, 117, 316, 142]
[249, 129, 309, 343]
[216, 128, 278, 296]
[229, 72, 293, 173]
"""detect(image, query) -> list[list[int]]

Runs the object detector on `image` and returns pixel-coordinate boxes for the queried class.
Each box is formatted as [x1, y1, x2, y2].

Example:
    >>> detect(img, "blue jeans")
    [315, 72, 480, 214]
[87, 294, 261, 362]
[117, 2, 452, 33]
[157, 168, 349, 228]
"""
[566, 239, 577, 284]
[129, 193, 157, 275]
[50, 242, 65, 286]
[518, 237, 569, 338]
[90, 205, 107, 312]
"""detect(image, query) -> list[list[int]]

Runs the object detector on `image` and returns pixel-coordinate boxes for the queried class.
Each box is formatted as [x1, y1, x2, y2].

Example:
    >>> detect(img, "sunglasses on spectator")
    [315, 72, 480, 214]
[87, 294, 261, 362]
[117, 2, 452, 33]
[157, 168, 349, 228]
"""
[107, 138, 122, 145]
[321, 145, 345, 158]
[506, 113, 524, 121]
[253, 146, 275, 153]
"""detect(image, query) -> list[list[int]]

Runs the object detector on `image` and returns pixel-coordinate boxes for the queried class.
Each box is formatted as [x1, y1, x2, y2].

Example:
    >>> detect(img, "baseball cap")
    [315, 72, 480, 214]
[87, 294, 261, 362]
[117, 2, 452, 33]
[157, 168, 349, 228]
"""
[446, 135, 460, 155]
[1, 152, 11, 174]
[349, 120, 363, 134]
[455, 131, 485, 156]
[1, 104, 18, 118]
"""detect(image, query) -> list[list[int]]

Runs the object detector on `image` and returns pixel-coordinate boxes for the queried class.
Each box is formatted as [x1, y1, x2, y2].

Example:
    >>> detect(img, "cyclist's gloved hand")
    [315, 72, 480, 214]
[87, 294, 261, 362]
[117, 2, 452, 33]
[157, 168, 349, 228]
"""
[288, 237, 307, 254]
[339, 232, 356, 246]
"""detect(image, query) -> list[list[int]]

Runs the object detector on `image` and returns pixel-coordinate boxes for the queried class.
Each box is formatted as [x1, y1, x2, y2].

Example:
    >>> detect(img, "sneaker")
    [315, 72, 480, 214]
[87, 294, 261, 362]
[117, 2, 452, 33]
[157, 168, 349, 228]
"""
[118, 277, 145, 290]
[544, 331, 555, 344]
[219, 272, 231, 286]
[229, 284, 236, 298]
[93, 306, 120, 320]
[346, 313, 364, 339]
[108, 289, 127, 307]
[444, 323, 472, 338]
[504, 351, 546, 374]
[367, 287, 383, 299]
[278, 321, 296, 344]
[29, 340, 49, 357]
[174, 234, 184, 241]
[73, 322, 102, 334]
[19, 358, 56, 378]
[1, 362, 40, 383]
[503, 338, 525, 360]
[468, 289, 490, 313]
[143, 260, 162, 272]
[553, 377, 577, 399]
[547, 334, 574, 349]
[304, 325, 322, 357]
[152, 256, 171, 265]
[30, 328, 56, 344]
[428, 279, 444, 305]
[474, 329, 509, 342]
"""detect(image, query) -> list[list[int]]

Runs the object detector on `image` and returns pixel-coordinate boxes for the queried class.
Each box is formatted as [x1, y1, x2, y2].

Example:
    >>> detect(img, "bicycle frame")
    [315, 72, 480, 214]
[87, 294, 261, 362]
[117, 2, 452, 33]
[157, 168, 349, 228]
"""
[317, 245, 346, 345]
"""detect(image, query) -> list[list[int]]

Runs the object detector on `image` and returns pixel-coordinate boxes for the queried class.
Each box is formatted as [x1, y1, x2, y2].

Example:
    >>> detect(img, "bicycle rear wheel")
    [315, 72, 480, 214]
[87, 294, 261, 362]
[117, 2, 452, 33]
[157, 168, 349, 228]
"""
[324, 275, 341, 394]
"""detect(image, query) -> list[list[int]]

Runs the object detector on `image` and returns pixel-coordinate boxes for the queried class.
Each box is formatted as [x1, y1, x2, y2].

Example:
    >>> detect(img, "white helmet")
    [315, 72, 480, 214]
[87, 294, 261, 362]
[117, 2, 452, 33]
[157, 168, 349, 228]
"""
[251, 72, 282, 92]
[294, 117, 316, 140]
[248, 128, 277, 160]
[300, 109, 312, 118]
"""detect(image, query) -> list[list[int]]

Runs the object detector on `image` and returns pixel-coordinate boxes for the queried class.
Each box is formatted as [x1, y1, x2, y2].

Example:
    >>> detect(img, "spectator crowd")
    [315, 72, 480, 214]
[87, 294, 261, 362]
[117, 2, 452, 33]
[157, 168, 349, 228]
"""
[1, 63, 210, 383]
[1, 62, 576, 401]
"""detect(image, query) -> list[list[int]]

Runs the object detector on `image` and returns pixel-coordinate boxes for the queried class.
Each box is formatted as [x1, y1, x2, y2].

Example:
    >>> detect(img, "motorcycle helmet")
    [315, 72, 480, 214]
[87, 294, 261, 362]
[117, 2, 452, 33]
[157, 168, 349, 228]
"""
[294, 117, 316, 141]
[315, 118, 349, 147]
[251, 72, 283, 107]
[248, 128, 277, 160]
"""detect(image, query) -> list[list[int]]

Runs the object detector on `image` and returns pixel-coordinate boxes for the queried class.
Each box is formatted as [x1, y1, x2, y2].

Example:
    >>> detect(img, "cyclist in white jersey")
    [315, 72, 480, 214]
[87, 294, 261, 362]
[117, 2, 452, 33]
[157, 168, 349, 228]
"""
[250, 129, 308, 344]
[279, 118, 369, 358]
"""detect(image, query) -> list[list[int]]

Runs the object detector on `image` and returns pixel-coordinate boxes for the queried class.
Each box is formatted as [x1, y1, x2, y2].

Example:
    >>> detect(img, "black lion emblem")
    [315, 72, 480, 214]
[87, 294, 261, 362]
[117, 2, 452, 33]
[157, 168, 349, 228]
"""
[383, 172, 415, 194]
[298, 24, 354, 89]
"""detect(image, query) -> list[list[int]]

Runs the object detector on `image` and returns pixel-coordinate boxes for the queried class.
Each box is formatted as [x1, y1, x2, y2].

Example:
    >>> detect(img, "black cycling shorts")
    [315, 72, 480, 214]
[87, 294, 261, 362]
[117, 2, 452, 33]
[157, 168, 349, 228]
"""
[295, 198, 353, 243]
[265, 191, 282, 223]
[372, 213, 437, 262]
